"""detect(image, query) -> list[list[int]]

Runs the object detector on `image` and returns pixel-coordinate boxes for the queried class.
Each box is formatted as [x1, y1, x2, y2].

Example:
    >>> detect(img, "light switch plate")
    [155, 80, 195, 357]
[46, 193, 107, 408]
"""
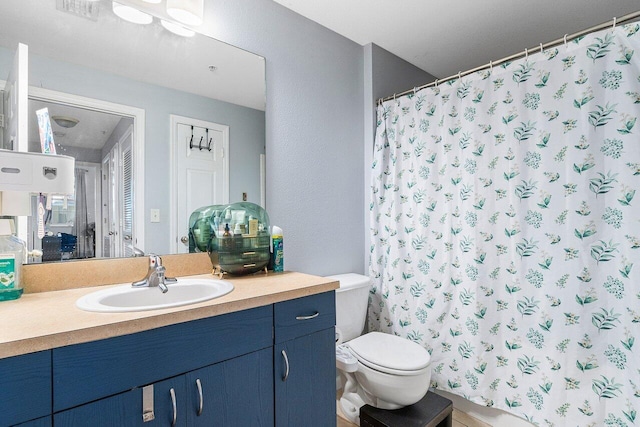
[150, 209, 160, 223]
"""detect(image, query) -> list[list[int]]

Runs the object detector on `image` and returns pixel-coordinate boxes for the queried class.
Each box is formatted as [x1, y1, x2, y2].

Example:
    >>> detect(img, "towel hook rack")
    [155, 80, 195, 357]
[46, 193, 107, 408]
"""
[189, 125, 194, 150]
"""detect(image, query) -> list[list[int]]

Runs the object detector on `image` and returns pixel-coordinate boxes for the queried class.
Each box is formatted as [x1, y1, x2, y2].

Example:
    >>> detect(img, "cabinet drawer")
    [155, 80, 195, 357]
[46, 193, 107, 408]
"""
[0, 350, 51, 426]
[274, 291, 335, 343]
[53, 305, 273, 412]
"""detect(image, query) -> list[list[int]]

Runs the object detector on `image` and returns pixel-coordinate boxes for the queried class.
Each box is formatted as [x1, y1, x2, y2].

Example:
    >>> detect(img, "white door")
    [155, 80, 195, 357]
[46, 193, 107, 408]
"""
[171, 116, 229, 253]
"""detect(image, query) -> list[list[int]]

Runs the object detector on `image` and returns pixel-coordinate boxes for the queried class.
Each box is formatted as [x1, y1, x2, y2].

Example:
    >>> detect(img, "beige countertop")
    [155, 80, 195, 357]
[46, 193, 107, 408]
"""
[0, 271, 338, 359]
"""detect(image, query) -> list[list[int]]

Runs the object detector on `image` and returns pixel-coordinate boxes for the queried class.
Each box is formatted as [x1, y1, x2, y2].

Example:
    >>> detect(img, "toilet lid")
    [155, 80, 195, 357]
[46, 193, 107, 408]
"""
[348, 332, 430, 374]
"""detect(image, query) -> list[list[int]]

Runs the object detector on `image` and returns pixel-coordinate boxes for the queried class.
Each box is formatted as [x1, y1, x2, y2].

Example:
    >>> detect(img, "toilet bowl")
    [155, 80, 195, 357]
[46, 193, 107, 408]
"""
[329, 274, 431, 425]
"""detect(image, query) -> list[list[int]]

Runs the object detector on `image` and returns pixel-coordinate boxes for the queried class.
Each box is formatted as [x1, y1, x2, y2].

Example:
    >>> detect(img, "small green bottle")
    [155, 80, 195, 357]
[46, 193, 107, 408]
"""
[0, 219, 25, 301]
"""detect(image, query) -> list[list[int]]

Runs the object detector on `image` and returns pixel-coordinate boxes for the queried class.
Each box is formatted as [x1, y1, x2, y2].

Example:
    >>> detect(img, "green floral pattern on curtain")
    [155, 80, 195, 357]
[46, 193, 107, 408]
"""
[370, 24, 640, 426]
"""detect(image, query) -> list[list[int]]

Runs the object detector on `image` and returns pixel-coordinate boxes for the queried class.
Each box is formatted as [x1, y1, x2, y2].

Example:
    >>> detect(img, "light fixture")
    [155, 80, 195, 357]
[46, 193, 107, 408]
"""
[142, 0, 162, 3]
[166, 0, 204, 26]
[160, 20, 196, 37]
[112, 1, 153, 25]
[51, 116, 79, 129]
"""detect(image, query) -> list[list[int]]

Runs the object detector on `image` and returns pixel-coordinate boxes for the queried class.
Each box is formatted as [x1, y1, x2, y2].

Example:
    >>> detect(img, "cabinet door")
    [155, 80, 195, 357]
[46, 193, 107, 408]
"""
[274, 328, 336, 427]
[53, 376, 187, 427]
[185, 348, 273, 426]
[0, 350, 51, 427]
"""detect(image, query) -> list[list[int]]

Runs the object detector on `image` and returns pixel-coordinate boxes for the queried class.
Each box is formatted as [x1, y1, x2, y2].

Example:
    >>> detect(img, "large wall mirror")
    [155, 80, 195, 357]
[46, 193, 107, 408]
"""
[0, 0, 266, 263]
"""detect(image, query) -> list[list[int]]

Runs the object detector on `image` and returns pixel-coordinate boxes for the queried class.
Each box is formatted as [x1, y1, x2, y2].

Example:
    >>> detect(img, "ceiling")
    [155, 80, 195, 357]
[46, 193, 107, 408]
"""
[273, 0, 640, 79]
[28, 100, 124, 153]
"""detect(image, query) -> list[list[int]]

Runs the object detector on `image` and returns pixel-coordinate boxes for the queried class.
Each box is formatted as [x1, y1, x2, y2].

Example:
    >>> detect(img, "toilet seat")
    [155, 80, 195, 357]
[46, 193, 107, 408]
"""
[347, 332, 430, 376]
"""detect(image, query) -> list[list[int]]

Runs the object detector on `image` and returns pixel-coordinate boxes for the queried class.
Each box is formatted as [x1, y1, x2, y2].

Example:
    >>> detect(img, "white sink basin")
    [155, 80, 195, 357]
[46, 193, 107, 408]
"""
[76, 278, 234, 313]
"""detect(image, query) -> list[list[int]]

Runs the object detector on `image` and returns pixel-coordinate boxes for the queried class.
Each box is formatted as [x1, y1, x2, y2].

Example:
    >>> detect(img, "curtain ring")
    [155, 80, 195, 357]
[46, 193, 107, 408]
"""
[393, 93, 396, 101]
[413, 87, 417, 94]
[458, 71, 461, 80]
[524, 48, 528, 59]
[539, 43, 543, 53]
[489, 60, 493, 72]
[612, 17, 617, 29]
[563, 34, 568, 47]
[434, 79, 438, 88]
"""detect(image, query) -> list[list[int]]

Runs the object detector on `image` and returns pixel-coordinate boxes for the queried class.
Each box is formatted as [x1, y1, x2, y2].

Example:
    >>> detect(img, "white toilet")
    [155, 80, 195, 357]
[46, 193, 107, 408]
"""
[329, 273, 431, 425]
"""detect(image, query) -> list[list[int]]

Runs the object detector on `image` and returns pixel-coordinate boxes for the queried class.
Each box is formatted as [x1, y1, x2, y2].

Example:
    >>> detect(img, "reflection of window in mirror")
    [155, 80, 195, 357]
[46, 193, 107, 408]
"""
[48, 195, 76, 227]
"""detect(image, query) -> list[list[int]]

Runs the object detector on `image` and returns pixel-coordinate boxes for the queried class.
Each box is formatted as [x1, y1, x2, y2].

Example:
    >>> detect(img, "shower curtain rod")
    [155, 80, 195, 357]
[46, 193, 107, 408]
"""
[380, 10, 640, 103]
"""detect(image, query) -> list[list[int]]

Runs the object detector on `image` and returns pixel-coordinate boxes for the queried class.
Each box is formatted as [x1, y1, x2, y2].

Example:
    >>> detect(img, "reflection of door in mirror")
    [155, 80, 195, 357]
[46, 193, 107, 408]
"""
[101, 125, 134, 259]
[25, 92, 141, 263]
[171, 115, 229, 254]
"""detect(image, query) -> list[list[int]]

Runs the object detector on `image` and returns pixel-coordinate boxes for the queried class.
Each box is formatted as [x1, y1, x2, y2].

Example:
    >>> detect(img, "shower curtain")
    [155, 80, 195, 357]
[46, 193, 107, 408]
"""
[73, 168, 94, 259]
[370, 24, 640, 426]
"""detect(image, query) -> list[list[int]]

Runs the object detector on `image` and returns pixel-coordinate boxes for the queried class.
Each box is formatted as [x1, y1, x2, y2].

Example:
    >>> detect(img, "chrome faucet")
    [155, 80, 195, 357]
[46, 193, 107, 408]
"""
[132, 255, 178, 293]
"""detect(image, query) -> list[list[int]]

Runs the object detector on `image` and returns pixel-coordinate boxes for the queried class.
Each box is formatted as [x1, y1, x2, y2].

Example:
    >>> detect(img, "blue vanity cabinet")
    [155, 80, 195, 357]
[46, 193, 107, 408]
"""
[0, 350, 51, 427]
[274, 292, 337, 427]
[2, 289, 336, 427]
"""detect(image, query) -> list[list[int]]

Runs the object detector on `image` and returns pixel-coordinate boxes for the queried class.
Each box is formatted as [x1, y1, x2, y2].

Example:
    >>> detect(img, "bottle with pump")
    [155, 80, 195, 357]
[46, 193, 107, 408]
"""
[271, 225, 284, 272]
[0, 219, 26, 301]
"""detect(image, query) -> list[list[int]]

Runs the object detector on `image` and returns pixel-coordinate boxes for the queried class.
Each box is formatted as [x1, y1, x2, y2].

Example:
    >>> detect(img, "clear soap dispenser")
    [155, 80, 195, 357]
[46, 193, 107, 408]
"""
[0, 219, 26, 301]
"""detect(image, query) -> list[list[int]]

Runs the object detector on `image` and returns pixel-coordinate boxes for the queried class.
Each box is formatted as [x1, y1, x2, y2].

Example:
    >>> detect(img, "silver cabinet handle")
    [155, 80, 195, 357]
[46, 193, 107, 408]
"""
[195, 378, 204, 416]
[281, 350, 290, 382]
[296, 312, 319, 320]
[170, 388, 177, 427]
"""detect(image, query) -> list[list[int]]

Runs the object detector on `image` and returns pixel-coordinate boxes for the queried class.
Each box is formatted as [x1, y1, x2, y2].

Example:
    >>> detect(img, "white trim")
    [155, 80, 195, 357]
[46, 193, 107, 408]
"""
[26, 86, 146, 253]
[169, 114, 230, 254]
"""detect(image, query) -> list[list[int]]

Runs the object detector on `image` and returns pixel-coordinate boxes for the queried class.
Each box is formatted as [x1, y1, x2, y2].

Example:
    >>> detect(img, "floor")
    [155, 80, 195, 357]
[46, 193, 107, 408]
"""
[337, 408, 491, 427]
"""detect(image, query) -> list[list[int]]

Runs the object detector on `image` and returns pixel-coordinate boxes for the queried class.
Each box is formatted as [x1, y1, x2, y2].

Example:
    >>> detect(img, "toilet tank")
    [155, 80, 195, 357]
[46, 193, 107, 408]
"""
[328, 273, 371, 343]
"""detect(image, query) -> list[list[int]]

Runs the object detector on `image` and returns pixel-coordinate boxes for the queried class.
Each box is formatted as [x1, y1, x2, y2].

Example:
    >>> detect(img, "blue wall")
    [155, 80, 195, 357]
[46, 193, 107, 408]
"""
[204, 0, 365, 275]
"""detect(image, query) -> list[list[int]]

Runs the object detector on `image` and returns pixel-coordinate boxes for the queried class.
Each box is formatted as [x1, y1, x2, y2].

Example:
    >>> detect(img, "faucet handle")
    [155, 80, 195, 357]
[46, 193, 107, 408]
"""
[148, 254, 161, 267]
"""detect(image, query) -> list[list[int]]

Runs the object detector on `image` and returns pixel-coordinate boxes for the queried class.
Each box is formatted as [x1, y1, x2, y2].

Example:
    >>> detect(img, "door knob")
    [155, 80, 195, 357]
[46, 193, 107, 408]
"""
[180, 236, 189, 244]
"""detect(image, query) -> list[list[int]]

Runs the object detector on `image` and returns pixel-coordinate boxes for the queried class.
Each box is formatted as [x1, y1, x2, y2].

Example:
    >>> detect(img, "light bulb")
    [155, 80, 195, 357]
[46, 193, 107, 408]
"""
[166, 0, 204, 26]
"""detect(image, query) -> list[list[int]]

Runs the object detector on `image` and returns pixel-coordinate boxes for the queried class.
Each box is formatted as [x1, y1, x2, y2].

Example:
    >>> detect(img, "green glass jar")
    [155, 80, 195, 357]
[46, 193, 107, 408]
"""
[189, 202, 270, 275]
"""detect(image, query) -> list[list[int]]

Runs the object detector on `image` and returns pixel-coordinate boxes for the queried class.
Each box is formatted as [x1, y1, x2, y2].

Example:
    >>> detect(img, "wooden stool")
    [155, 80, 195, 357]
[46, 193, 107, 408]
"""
[360, 391, 453, 427]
